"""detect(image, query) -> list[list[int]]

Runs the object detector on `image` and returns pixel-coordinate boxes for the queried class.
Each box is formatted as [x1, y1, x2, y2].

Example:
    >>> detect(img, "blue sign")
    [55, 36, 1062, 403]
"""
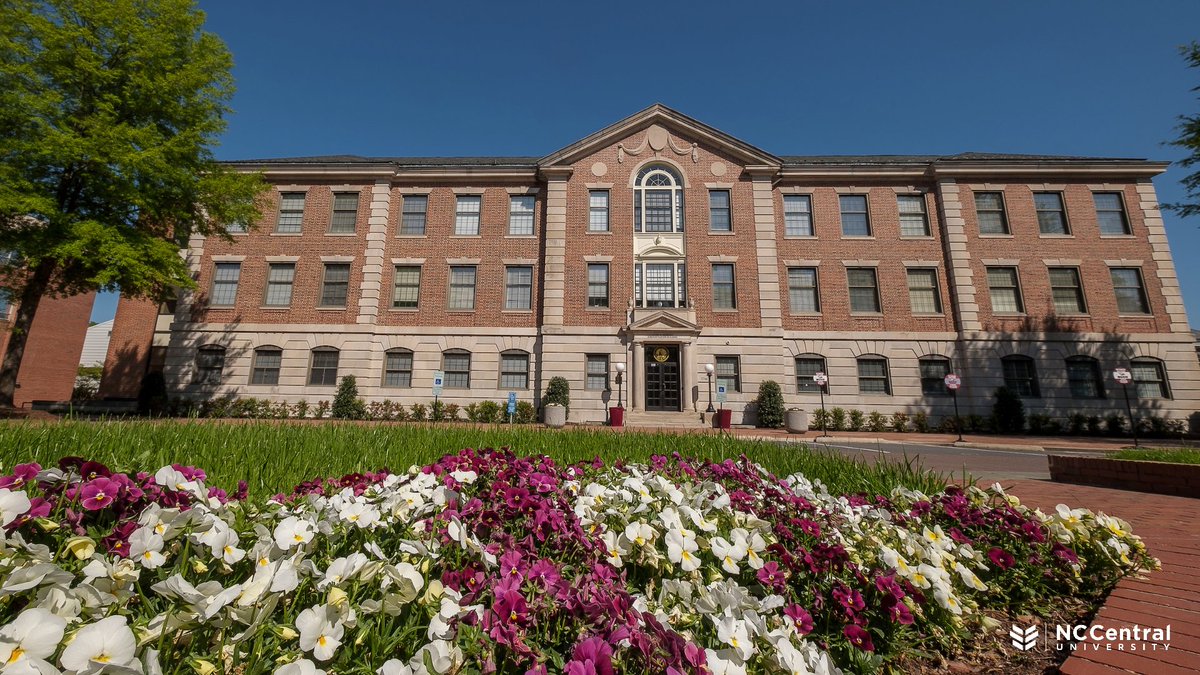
[716, 384, 728, 404]
[507, 392, 517, 414]
[432, 371, 444, 397]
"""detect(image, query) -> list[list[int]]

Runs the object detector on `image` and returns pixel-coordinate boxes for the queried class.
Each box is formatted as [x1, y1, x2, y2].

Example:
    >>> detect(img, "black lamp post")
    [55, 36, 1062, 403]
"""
[615, 362, 625, 409]
[705, 362, 715, 413]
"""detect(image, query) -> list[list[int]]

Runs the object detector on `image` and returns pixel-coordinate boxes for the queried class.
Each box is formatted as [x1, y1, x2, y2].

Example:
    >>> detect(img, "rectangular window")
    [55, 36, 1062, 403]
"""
[276, 192, 305, 233]
[1048, 267, 1087, 314]
[857, 358, 891, 394]
[455, 195, 481, 235]
[716, 356, 740, 393]
[986, 266, 1024, 314]
[309, 350, 339, 386]
[264, 263, 295, 307]
[588, 190, 610, 232]
[906, 268, 941, 314]
[508, 195, 535, 236]
[709, 190, 731, 232]
[392, 265, 421, 309]
[500, 352, 529, 389]
[644, 190, 673, 232]
[898, 195, 930, 236]
[787, 267, 820, 313]
[645, 263, 675, 308]
[0, 289, 10, 321]
[330, 192, 359, 233]
[586, 354, 609, 390]
[319, 263, 351, 307]
[225, 220, 248, 234]
[210, 262, 241, 307]
[443, 352, 470, 388]
[974, 191, 1009, 235]
[448, 266, 477, 310]
[384, 351, 413, 388]
[194, 348, 225, 385]
[1094, 192, 1131, 235]
[919, 358, 951, 395]
[795, 356, 825, 393]
[711, 263, 736, 309]
[1110, 267, 1150, 314]
[1002, 357, 1040, 397]
[839, 194, 871, 236]
[505, 265, 533, 310]
[783, 195, 813, 236]
[1131, 360, 1169, 399]
[400, 195, 428, 235]
[847, 267, 880, 313]
[1066, 359, 1104, 399]
[1034, 192, 1069, 235]
[587, 263, 609, 308]
[251, 349, 281, 385]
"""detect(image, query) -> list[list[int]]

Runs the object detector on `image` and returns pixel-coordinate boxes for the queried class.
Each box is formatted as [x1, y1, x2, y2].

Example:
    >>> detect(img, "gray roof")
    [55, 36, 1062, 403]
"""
[231, 155, 540, 167]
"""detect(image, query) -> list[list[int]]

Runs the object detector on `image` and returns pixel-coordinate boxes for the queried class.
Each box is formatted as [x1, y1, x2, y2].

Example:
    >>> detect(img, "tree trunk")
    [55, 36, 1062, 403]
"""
[0, 260, 58, 409]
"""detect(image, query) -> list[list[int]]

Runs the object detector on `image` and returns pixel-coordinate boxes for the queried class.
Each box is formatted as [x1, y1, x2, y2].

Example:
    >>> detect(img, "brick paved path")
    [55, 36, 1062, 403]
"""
[1006, 480, 1199, 674]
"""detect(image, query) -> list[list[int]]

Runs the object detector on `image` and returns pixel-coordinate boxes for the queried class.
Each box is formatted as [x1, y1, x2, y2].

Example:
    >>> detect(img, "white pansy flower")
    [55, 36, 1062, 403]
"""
[715, 615, 755, 660]
[339, 502, 380, 529]
[274, 516, 315, 550]
[665, 529, 700, 572]
[377, 659, 414, 675]
[274, 659, 325, 675]
[59, 615, 137, 671]
[602, 530, 628, 568]
[129, 527, 167, 569]
[296, 605, 344, 662]
[0, 607, 65, 668]
[0, 489, 31, 529]
[710, 536, 746, 575]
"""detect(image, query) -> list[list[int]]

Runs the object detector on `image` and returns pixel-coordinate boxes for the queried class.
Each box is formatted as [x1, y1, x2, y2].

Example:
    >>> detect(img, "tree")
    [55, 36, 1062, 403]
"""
[331, 375, 366, 420]
[755, 380, 784, 429]
[0, 0, 265, 407]
[1167, 42, 1200, 218]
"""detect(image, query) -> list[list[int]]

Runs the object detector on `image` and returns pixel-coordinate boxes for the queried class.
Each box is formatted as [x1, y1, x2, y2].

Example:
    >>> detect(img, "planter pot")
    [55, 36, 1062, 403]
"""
[543, 405, 567, 428]
[714, 409, 732, 429]
[609, 406, 624, 427]
[785, 409, 808, 434]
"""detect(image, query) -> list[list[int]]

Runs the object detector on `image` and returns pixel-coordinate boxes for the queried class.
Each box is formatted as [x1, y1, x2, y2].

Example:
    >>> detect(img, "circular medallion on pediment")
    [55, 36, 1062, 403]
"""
[590, 161, 608, 177]
[710, 161, 727, 176]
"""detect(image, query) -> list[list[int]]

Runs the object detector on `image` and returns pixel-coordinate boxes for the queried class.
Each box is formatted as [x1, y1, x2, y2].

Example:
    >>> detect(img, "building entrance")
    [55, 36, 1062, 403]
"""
[644, 344, 681, 411]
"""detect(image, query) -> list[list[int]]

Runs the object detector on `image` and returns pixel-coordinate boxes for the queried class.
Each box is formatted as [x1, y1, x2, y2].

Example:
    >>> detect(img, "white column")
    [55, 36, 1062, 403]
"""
[632, 342, 644, 410]
[681, 341, 696, 411]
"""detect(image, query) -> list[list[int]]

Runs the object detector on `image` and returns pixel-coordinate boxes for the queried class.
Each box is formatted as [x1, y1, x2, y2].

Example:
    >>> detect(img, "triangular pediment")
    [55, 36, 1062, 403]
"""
[539, 104, 781, 168]
[627, 309, 702, 335]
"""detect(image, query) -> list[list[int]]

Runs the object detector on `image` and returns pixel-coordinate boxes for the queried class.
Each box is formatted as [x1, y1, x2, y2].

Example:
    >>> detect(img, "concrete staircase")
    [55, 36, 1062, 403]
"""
[622, 409, 711, 429]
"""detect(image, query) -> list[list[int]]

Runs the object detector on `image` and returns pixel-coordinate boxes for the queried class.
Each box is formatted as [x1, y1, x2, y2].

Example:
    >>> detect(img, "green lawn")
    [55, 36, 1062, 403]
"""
[0, 420, 950, 496]
[1112, 447, 1200, 465]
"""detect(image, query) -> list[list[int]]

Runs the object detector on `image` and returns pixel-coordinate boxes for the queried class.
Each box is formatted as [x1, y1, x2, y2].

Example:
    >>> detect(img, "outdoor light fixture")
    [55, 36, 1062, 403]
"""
[705, 362, 715, 413]
[615, 362, 626, 409]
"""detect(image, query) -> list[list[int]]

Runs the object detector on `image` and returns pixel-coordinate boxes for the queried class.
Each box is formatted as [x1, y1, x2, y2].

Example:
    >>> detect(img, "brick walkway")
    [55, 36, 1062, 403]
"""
[1006, 480, 1200, 674]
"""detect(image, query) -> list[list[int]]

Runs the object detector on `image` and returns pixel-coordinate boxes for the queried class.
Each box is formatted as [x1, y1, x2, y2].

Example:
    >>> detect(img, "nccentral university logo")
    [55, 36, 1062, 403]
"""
[1010, 625, 1039, 651]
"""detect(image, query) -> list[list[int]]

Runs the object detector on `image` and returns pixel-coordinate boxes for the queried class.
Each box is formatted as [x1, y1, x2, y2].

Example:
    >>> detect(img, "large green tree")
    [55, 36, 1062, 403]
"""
[1167, 42, 1200, 218]
[0, 0, 264, 407]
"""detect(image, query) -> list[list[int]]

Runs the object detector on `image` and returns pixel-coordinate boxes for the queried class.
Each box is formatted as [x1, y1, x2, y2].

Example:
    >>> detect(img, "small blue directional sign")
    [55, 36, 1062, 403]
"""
[507, 391, 517, 414]
[432, 371, 444, 397]
[716, 384, 728, 404]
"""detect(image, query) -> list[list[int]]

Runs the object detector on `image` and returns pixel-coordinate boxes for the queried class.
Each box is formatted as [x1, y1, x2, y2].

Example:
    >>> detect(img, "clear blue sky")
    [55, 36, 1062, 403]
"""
[91, 0, 1200, 326]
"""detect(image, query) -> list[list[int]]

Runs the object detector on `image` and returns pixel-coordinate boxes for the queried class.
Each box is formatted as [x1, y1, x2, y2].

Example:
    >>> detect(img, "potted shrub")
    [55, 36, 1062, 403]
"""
[543, 377, 570, 427]
[543, 402, 567, 428]
[785, 407, 808, 434]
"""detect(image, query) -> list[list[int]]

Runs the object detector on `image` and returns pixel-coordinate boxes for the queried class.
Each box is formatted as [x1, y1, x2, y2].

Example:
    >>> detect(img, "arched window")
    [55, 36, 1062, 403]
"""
[309, 348, 339, 386]
[1131, 358, 1170, 399]
[919, 356, 952, 395]
[857, 355, 891, 395]
[383, 349, 414, 388]
[500, 350, 530, 389]
[1001, 355, 1039, 397]
[251, 347, 282, 385]
[1065, 356, 1104, 399]
[634, 164, 684, 233]
[442, 349, 471, 389]
[794, 354, 825, 393]
[194, 346, 225, 385]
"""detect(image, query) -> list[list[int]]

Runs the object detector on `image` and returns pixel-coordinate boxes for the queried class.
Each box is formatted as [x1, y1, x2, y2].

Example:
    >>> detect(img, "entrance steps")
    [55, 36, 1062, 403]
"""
[622, 410, 710, 429]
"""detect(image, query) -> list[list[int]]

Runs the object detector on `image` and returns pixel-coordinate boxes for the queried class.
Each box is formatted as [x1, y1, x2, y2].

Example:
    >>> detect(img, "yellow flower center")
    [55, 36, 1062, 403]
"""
[293, 534, 304, 542]
[509, 611, 518, 622]
[318, 636, 327, 647]
[7, 647, 24, 664]
[95, 653, 111, 664]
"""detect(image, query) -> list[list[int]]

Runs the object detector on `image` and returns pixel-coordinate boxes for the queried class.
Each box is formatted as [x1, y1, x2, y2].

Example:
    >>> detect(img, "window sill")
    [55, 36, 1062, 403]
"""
[708, 230, 736, 236]
[315, 306, 348, 311]
[912, 313, 946, 318]
[325, 232, 358, 237]
[789, 312, 822, 317]
[586, 306, 612, 312]
[388, 307, 420, 312]
[992, 313, 1027, 317]
[505, 234, 537, 239]
[783, 235, 817, 240]
[712, 308, 739, 313]
[978, 234, 1014, 238]
[450, 234, 482, 239]
[447, 309, 476, 313]
[1053, 313, 1090, 318]
[850, 312, 884, 317]
[1038, 234, 1074, 239]
[208, 305, 236, 310]
[899, 235, 934, 240]
[502, 309, 534, 314]
[396, 234, 427, 238]
[270, 232, 303, 237]
[1099, 234, 1135, 239]
[259, 306, 292, 310]
[1116, 314, 1154, 319]
[841, 235, 875, 240]
[585, 230, 612, 235]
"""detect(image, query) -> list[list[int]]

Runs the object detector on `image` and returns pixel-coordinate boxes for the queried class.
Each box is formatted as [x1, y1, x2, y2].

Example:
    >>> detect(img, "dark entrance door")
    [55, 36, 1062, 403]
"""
[644, 344, 681, 411]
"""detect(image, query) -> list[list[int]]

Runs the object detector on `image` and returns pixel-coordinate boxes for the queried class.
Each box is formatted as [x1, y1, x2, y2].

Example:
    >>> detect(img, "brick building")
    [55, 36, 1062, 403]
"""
[103, 105, 1199, 424]
[0, 290, 95, 408]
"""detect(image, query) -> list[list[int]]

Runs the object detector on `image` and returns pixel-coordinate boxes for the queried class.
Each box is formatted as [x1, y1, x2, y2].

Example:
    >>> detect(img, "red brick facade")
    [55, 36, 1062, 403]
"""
[0, 292, 95, 407]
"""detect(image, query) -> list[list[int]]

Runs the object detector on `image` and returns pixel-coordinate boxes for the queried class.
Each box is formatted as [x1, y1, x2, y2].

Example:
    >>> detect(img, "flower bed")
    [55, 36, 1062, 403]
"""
[0, 450, 1154, 674]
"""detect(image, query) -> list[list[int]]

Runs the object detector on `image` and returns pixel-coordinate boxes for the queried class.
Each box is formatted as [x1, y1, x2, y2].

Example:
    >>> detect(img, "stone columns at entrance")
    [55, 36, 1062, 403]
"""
[631, 342, 644, 410]
[681, 341, 696, 412]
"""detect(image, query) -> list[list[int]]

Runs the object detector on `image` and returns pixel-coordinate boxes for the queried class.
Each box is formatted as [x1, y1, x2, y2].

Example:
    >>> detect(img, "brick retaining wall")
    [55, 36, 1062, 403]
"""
[1048, 454, 1198, 498]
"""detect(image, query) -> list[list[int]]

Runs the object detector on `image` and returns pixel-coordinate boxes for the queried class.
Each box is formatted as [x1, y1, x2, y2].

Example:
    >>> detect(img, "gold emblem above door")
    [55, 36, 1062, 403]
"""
[653, 347, 670, 363]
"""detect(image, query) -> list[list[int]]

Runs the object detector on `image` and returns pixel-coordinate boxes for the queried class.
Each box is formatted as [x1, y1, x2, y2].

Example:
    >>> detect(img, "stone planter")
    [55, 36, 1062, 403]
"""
[1048, 454, 1199, 498]
[543, 404, 567, 428]
[785, 409, 808, 434]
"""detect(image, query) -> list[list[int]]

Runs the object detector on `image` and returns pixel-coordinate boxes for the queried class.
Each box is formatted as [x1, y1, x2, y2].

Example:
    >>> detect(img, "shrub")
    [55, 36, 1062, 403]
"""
[367, 401, 387, 421]
[409, 403, 428, 422]
[443, 403, 461, 423]
[478, 400, 502, 424]
[891, 412, 909, 433]
[391, 402, 409, 422]
[332, 376, 367, 420]
[430, 400, 446, 423]
[866, 411, 888, 433]
[809, 408, 829, 431]
[937, 416, 960, 434]
[1087, 415, 1103, 435]
[72, 374, 100, 402]
[314, 400, 330, 419]
[992, 387, 1025, 434]
[292, 400, 309, 419]
[465, 403, 481, 423]
[848, 409, 865, 432]
[911, 411, 930, 433]
[1027, 414, 1053, 435]
[515, 400, 537, 424]
[964, 414, 990, 433]
[828, 407, 847, 432]
[1068, 413, 1088, 435]
[1105, 413, 1125, 436]
[543, 377, 570, 417]
[273, 401, 291, 419]
[755, 380, 785, 428]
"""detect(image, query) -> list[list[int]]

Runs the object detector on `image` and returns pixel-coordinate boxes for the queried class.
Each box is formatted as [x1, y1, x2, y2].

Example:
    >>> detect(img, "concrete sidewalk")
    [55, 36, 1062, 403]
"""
[1007, 480, 1200, 675]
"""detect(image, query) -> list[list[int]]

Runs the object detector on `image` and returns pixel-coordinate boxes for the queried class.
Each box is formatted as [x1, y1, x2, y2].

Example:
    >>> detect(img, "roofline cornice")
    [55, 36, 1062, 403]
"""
[930, 160, 1169, 178]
